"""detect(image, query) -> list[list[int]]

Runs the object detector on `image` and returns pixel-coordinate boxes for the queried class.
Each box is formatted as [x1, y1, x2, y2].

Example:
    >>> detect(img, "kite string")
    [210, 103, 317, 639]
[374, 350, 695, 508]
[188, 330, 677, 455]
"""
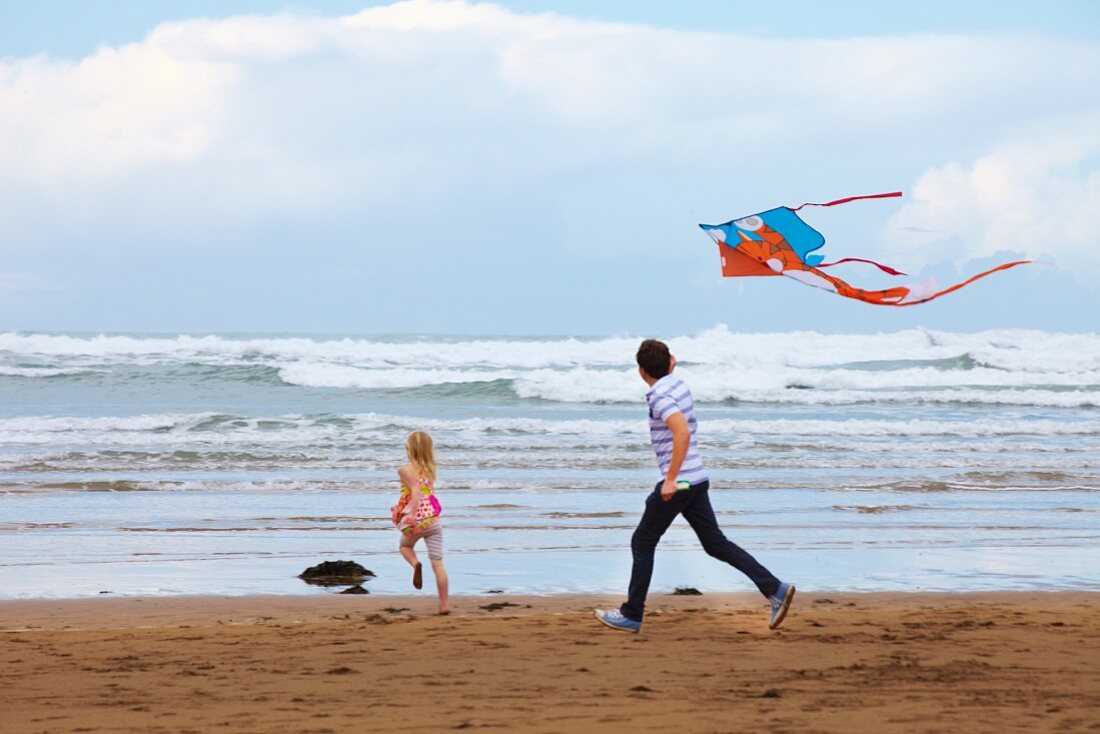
[790, 191, 903, 212]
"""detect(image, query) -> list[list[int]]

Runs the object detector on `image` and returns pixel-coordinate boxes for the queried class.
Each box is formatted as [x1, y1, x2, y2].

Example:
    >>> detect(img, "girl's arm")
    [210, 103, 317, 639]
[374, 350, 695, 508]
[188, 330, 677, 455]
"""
[397, 465, 421, 521]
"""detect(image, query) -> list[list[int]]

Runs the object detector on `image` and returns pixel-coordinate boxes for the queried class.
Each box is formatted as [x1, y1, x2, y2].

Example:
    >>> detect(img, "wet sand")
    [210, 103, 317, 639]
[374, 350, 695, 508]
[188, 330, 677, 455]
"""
[2, 592, 1098, 733]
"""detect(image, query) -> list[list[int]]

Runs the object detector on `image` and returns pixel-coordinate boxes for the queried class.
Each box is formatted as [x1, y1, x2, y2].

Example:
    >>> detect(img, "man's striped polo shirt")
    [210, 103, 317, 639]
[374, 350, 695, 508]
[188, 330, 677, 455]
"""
[645, 373, 708, 485]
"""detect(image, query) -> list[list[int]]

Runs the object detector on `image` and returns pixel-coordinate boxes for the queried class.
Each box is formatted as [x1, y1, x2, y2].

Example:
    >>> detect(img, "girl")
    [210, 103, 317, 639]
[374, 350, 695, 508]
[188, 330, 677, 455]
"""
[391, 430, 449, 614]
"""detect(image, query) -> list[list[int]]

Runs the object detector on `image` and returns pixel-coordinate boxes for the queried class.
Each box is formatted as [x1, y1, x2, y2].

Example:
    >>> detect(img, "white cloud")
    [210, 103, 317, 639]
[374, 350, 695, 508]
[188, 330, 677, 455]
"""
[0, 0, 1097, 271]
[146, 14, 328, 61]
[0, 43, 238, 185]
[884, 120, 1100, 271]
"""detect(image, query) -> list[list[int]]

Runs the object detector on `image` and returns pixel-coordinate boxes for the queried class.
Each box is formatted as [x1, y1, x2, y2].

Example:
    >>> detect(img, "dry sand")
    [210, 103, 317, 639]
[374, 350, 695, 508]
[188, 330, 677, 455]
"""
[2, 592, 1098, 733]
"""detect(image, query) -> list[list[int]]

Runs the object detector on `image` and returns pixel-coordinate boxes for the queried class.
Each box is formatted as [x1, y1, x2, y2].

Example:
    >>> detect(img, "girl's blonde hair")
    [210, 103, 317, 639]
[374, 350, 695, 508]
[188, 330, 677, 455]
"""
[406, 430, 436, 482]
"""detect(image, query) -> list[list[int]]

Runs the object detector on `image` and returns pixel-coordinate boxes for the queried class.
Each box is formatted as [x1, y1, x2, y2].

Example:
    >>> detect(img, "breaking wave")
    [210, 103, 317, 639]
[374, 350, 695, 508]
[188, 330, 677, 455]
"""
[1, 412, 1098, 453]
[2, 326, 1096, 406]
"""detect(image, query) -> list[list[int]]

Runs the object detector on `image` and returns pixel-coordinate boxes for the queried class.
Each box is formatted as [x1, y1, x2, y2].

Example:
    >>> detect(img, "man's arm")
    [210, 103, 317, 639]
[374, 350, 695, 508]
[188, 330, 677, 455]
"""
[660, 412, 690, 501]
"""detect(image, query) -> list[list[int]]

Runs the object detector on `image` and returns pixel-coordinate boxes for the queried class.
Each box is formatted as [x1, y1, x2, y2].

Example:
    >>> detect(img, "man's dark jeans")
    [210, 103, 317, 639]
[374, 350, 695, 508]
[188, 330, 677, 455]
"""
[620, 480, 780, 622]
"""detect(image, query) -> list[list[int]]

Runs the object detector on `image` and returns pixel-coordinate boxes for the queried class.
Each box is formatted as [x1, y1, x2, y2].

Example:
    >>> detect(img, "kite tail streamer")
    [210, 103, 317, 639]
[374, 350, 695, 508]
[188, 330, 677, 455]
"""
[816, 257, 907, 276]
[790, 191, 903, 211]
[895, 260, 1032, 307]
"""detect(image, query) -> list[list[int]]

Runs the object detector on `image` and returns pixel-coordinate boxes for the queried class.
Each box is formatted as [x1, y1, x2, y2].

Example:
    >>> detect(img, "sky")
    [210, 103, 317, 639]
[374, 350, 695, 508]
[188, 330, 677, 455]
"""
[1, 0, 1099, 335]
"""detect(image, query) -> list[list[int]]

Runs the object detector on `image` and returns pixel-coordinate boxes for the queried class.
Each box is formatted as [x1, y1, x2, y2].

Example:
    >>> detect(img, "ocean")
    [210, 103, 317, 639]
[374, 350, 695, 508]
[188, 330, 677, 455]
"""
[1, 326, 1098, 599]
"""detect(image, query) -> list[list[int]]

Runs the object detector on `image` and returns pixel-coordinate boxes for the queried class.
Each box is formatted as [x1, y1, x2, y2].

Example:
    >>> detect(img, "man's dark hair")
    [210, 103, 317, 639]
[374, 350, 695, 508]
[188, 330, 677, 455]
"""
[636, 339, 671, 379]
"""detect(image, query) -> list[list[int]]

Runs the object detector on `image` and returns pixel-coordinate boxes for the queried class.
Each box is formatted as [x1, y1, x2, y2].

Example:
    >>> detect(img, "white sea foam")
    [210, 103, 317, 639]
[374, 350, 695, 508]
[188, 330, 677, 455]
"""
[0, 414, 202, 433]
[276, 364, 514, 389]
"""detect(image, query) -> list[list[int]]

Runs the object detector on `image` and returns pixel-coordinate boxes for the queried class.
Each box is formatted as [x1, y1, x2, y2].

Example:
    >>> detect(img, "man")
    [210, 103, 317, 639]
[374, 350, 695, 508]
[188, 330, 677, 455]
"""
[595, 339, 794, 633]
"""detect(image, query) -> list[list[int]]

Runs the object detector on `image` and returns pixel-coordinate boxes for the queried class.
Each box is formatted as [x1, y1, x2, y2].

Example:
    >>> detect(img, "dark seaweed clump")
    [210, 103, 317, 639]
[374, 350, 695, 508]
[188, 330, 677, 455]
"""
[299, 560, 375, 587]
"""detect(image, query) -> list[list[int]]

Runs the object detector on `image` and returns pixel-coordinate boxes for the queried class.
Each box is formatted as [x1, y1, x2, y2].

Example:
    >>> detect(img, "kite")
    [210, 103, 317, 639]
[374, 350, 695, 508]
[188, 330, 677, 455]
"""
[699, 192, 1030, 306]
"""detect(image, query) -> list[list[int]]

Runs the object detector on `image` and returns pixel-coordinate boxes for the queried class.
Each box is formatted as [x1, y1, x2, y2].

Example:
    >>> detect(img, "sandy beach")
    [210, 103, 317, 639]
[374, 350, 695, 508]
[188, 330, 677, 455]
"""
[3, 592, 1098, 733]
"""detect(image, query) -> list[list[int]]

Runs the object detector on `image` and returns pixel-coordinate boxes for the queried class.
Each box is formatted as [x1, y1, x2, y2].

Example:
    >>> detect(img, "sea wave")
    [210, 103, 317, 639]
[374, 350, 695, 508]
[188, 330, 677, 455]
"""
[276, 364, 516, 390]
[4, 327, 1098, 405]
[1, 412, 1098, 447]
[509, 368, 1100, 405]
[4, 469, 1096, 495]
[0, 366, 102, 378]
[3, 325, 1099, 372]
[274, 364, 1100, 405]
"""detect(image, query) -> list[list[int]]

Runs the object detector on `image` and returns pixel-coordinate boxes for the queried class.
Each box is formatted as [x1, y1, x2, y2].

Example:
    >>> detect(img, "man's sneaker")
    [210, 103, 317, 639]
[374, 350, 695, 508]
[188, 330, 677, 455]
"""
[593, 608, 641, 633]
[768, 582, 795, 630]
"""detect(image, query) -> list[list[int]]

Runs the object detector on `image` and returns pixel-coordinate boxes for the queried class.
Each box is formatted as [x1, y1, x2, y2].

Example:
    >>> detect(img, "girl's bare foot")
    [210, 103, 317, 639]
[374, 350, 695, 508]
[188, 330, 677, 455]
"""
[412, 562, 423, 590]
[438, 607, 450, 615]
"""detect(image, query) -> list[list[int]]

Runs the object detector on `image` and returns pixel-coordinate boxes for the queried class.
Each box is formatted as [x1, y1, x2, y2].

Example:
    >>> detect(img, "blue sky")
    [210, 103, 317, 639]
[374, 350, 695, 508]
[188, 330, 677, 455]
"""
[1, 1, 1098, 334]
[5, 1, 1100, 56]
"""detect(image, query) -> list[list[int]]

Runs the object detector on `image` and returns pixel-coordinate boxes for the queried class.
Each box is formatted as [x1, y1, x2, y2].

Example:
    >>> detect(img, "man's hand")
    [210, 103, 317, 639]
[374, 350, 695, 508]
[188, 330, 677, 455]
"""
[660, 478, 678, 502]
